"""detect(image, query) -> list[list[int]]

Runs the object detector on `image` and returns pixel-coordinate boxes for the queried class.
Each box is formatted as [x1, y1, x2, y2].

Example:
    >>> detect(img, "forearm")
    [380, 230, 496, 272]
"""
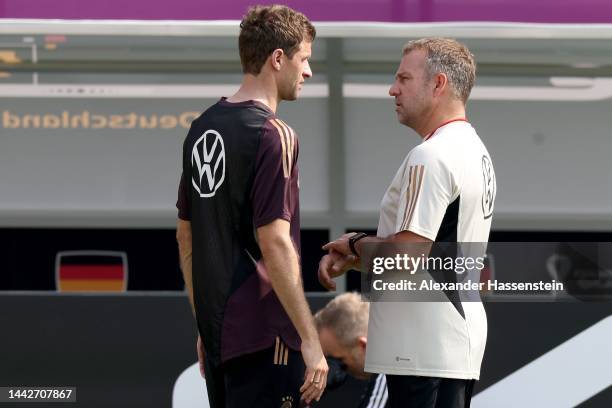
[177, 220, 196, 317]
[179, 244, 195, 315]
[262, 237, 318, 343]
[353, 232, 432, 270]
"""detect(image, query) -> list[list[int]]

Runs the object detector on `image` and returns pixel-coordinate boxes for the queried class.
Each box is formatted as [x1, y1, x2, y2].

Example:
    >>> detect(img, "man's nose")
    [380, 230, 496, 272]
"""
[389, 83, 399, 96]
[303, 60, 312, 79]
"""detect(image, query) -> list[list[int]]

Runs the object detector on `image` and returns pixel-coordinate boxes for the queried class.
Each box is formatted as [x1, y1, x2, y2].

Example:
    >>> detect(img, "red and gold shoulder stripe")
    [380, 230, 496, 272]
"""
[269, 118, 296, 178]
[401, 165, 425, 231]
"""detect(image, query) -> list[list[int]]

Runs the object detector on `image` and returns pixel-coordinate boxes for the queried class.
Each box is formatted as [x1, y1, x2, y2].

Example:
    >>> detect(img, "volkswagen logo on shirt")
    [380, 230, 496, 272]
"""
[191, 129, 226, 197]
[481, 155, 496, 219]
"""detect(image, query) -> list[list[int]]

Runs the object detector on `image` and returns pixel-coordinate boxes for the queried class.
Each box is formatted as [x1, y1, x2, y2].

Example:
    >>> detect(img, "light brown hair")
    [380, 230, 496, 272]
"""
[239, 5, 316, 75]
[403, 37, 476, 103]
[314, 292, 369, 346]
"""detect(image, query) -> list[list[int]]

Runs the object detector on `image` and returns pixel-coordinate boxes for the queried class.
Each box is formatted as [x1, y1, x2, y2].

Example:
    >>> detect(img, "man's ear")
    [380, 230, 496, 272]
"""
[357, 336, 367, 350]
[433, 72, 448, 97]
[270, 48, 284, 71]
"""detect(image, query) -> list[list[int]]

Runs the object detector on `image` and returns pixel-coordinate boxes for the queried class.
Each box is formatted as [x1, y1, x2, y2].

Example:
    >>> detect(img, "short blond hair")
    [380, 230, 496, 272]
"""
[314, 292, 369, 346]
[403, 37, 476, 104]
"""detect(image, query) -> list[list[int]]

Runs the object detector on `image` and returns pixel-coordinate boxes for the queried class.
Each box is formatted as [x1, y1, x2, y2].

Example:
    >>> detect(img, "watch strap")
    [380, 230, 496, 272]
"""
[349, 232, 368, 256]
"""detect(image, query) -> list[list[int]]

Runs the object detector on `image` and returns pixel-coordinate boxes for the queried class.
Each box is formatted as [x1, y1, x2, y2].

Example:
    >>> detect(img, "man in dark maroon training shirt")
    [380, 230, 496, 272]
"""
[175, 5, 327, 408]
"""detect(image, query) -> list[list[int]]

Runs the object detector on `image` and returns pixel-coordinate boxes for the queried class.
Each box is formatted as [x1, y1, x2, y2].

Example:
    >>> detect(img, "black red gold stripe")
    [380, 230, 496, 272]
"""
[270, 118, 295, 178]
[401, 165, 425, 231]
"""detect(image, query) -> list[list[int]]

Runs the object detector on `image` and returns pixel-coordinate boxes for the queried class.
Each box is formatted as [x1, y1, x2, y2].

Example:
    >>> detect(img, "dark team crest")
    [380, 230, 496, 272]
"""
[481, 155, 496, 219]
[191, 129, 225, 197]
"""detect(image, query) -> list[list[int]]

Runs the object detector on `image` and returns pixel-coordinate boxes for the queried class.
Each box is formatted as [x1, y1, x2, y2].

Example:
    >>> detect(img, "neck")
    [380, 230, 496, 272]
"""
[226, 73, 280, 112]
[415, 102, 466, 139]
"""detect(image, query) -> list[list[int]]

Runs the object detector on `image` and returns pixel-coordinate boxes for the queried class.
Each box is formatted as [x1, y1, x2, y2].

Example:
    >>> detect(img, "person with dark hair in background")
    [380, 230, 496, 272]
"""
[315, 292, 389, 408]
[176, 5, 327, 407]
[319, 38, 496, 407]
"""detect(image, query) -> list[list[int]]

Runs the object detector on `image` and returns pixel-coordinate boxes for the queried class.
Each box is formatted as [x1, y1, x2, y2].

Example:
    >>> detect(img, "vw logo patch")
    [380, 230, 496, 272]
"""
[191, 129, 226, 197]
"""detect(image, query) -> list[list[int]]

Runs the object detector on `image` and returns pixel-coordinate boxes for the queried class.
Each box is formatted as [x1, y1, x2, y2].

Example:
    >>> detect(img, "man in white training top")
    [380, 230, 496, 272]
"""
[319, 37, 496, 408]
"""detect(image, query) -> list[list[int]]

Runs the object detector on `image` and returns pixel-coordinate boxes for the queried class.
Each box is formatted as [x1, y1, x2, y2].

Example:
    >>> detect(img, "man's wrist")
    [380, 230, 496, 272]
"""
[349, 232, 368, 256]
[301, 331, 320, 345]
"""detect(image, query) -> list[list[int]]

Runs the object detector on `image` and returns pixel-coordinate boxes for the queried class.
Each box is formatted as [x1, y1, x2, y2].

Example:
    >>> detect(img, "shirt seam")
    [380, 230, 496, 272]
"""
[365, 364, 479, 379]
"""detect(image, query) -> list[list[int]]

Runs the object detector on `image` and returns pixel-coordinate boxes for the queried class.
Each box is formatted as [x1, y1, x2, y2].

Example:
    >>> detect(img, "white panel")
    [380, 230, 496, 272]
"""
[471, 93, 612, 216]
[345, 95, 421, 212]
[0, 97, 196, 213]
[0, 87, 329, 225]
[278, 98, 330, 213]
[472, 316, 612, 408]
[344, 75, 612, 219]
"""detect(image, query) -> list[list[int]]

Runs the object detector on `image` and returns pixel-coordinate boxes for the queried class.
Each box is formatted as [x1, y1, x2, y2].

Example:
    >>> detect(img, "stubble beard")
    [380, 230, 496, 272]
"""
[279, 85, 298, 102]
[401, 94, 431, 131]
[398, 107, 418, 129]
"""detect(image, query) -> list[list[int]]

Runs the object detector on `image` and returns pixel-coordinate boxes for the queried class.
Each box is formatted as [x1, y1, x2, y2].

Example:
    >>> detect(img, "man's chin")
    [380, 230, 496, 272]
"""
[282, 92, 298, 101]
[397, 114, 412, 127]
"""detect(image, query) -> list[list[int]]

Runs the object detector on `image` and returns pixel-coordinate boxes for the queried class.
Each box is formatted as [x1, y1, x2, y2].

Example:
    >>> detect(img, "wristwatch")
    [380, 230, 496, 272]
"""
[348, 232, 368, 256]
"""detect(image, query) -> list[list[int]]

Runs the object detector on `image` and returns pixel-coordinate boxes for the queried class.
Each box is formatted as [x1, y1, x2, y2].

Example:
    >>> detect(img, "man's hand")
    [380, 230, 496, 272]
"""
[197, 335, 205, 378]
[318, 250, 358, 291]
[300, 338, 329, 404]
[322, 233, 357, 257]
[257, 220, 327, 402]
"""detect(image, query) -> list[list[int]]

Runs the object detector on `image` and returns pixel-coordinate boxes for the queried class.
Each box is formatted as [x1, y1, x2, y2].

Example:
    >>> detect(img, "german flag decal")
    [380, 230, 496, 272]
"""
[55, 251, 128, 292]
